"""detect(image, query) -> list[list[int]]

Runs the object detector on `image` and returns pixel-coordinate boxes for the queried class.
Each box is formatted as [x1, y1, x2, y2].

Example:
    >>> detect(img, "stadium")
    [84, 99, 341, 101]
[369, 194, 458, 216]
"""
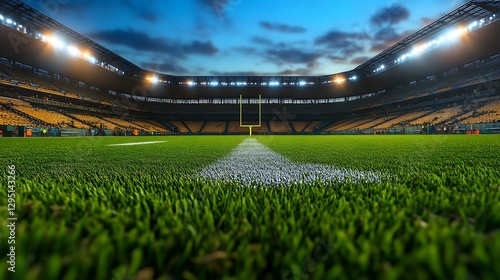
[0, 0, 499, 279]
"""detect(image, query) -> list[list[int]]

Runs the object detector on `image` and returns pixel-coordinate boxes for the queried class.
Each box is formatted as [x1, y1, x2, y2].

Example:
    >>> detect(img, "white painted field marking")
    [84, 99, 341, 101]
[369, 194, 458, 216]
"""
[108, 141, 166, 147]
[197, 138, 383, 186]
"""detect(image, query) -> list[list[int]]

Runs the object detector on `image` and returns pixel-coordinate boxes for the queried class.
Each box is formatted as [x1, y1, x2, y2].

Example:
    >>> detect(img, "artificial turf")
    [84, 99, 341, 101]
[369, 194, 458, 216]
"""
[0, 135, 499, 280]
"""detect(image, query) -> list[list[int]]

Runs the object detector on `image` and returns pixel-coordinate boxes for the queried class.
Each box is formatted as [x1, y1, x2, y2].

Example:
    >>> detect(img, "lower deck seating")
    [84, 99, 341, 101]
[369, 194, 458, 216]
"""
[226, 121, 268, 133]
[409, 107, 462, 126]
[202, 121, 227, 133]
[0, 107, 36, 126]
[104, 117, 149, 130]
[184, 121, 205, 133]
[303, 121, 321, 132]
[268, 120, 291, 133]
[169, 121, 190, 133]
[291, 121, 310, 132]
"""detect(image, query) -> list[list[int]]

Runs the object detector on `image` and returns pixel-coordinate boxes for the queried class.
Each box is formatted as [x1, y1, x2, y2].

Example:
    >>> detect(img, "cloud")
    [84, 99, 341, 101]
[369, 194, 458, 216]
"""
[233, 47, 258, 55]
[252, 36, 273, 45]
[315, 30, 368, 56]
[370, 4, 410, 27]
[137, 10, 158, 24]
[265, 48, 322, 65]
[120, 0, 158, 23]
[277, 68, 314, 76]
[259, 21, 306, 33]
[210, 70, 264, 76]
[86, 28, 218, 57]
[196, 0, 242, 19]
[142, 61, 190, 75]
[350, 56, 371, 65]
[87, 28, 175, 53]
[210, 67, 316, 76]
[217, 44, 322, 75]
[183, 41, 219, 56]
[57, 1, 88, 14]
[373, 27, 401, 42]
[369, 27, 414, 53]
[327, 55, 348, 64]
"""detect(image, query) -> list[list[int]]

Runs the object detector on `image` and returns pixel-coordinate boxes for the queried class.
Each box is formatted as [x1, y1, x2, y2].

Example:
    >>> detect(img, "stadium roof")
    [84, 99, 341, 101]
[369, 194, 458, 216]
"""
[0, 0, 141, 73]
[0, 0, 498, 84]
[356, 0, 500, 74]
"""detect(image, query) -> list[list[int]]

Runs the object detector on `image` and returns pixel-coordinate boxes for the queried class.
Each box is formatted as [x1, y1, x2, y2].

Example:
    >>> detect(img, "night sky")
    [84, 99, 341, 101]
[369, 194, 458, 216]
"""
[22, 0, 468, 76]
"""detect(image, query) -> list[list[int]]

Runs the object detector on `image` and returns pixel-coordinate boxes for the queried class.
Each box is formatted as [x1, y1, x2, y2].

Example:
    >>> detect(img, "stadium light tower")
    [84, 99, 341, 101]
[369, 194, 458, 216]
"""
[334, 76, 346, 85]
[146, 74, 159, 85]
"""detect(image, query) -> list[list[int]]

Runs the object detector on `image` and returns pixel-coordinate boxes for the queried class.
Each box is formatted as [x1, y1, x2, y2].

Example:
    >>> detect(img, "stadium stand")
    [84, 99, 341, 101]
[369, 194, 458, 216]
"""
[169, 121, 190, 133]
[462, 98, 500, 123]
[290, 121, 310, 133]
[269, 120, 292, 133]
[383, 111, 433, 127]
[201, 121, 227, 134]
[408, 107, 463, 126]
[303, 121, 321, 132]
[0, 96, 84, 128]
[103, 117, 149, 131]
[360, 115, 398, 130]
[184, 121, 205, 133]
[69, 113, 119, 130]
[129, 120, 169, 133]
[227, 122, 251, 134]
[14, 106, 87, 128]
[328, 117, 374, 131]
[0, 97, 37, 126]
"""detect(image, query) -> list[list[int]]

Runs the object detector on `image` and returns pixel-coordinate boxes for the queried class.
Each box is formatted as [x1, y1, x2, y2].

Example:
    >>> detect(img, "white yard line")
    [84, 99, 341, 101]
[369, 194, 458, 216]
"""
[197, 138, 383, 186]
[108, 141, 166, 147]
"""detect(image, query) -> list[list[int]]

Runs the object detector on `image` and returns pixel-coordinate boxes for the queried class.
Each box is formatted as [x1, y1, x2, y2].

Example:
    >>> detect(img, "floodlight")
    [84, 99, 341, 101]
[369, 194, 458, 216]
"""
[83, 52, 97, 64]
[299, 81, 306, 86]
[87, 55, 97, 64]
[67, 46, 80, 56]
[334, 78, 345, 84]
[49, 36, 65, 49]
[6, 18, 12, 24]
[0, 14, 4, 21]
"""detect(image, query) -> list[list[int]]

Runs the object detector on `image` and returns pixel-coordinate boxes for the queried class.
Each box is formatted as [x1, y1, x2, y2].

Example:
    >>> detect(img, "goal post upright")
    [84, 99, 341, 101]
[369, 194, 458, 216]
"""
[240, 95, 262, 136]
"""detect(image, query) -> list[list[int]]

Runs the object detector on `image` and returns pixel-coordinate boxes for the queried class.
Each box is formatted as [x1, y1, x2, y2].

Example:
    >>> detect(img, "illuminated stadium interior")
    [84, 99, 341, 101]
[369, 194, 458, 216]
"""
[3, 2, 500, 279]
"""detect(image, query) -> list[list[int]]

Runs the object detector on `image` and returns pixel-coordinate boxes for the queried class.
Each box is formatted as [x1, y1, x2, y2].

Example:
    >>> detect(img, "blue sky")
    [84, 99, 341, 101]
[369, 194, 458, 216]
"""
[23, 0, 468, 76]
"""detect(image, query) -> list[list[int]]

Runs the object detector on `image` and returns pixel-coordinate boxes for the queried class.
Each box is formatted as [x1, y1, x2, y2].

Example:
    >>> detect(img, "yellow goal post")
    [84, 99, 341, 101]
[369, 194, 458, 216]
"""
[239, 95, 262, 136]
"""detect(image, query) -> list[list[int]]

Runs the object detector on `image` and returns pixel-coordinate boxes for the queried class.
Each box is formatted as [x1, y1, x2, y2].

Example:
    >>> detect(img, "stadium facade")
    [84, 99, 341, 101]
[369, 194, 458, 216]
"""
[0, 0, 499, 136]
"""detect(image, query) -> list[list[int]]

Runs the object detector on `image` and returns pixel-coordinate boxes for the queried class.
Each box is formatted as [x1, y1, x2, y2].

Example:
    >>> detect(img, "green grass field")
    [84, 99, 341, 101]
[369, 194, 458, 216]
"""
[1, 135, 500, 280]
